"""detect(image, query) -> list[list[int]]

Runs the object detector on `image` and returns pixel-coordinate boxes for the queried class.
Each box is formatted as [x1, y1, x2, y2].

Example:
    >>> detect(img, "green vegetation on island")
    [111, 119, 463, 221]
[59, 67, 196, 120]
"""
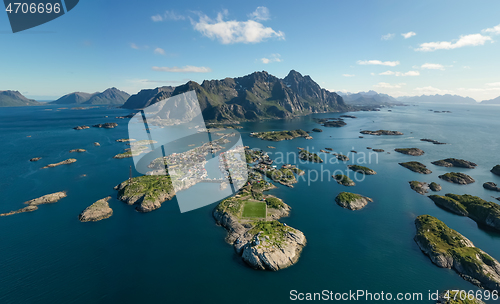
[213, 176, 306, 271]
[360, 130, 403, 136]
[334, 174, 355, 186]
[414, 215, 500, 291]
[399, 161, 432, 174]
[395, 148, 425, 156]
[439, 172, 475, 185]
[432, 158, 477, 169]
[428, 194, 500, 232]
[250, 129, 310, 141]
[347, 165, 377, 175]
[409, 181, 428, 195]
[484, 182, 500, 192]
[312, 128, 323, 132]
[335, 192, 373, 210]
[492, 165, 500, 176]
[429, 182, 442, 192]
[114, 175, 174, 213]
[298, 150, 323, 163]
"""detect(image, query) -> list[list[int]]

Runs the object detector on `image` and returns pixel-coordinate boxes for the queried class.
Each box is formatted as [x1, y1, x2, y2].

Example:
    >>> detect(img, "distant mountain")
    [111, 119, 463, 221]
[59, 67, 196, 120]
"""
[51, 88, 130, 105]
[338, 90, 400, 105]
[51, 92, 96, 104]
[122, 70, 348, 121]
[0, 90, 40, 107]
[397, 94, 477, 104]
[84, 88, 130, 105]
[481, 96, 500, 104]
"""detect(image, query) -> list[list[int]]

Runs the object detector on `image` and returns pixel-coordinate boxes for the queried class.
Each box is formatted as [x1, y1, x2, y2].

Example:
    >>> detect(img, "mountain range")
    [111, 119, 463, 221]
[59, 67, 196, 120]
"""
[338, 90, 402, 106]
[51, 88, 130, 105]
[122, 70, 348, 121]
[0, 91, 40, 107]
[480, 96, 500, 104]
[397, 94, 477, 104]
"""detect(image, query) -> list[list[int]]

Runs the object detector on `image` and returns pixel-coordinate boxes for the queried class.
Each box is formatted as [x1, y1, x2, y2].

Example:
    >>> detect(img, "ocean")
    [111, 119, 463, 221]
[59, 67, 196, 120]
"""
[0, 103, 499, 303]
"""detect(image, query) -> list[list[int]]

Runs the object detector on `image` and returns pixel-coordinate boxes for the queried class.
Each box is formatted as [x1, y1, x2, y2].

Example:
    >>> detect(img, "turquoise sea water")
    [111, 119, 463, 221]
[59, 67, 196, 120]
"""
[0, 104, 499, 303]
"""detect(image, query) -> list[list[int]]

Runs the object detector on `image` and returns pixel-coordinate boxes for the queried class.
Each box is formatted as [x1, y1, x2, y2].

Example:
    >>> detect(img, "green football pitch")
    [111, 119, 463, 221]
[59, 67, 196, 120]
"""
[242, 201, 266, 218]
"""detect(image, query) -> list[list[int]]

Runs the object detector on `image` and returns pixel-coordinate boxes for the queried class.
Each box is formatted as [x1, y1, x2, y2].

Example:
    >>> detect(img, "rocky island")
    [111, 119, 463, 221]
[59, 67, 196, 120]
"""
[93, 123, 118, 129]
[428, 194, 500, 232]
[69, 149, 86, 153]
[492, 165, 500, 176]
[313, 118, 346, 127]
[298, 150, 323, 163]
[347, 165, 377, 175]
[79, 197, 113, 222]
[0, 191, 67, 217]
[409, 181, 429, 195]
[41, 158, 77, 169]
[429, 182, 442, 192]
[334, 174, 355, 186]
[335, 192, 373, 210]
[399, 162, 432, 174]
[360, 130, 403, 136]
[73, 125, 89, 130]
[484, 182, 500, 192]
[420, 138, 446, 145]
[213, 177, 306, 271]
[439, 172, 475, 185]
[312, 128, 323, 132]
[414, 215, 500, 291]
[395, 148, 425, 156]
[432, 158, 477, 169]
[250, 129, 309, 141]
[30, 157, 41, 162]
[114, 175, 174, 212]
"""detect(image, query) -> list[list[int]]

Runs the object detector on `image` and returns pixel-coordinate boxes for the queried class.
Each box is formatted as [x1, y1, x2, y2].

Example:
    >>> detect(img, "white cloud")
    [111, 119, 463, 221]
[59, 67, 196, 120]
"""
[416, 33, 492, 52]
[402, 31, 416, 39]
[151, 10, 185, 22]
[191, 9, 284, 44]
[154, 48, 166, 55]
[381, 33, 395, 40]
[357, 60, 400, 67]
[482, 23, 500, 35]
[342, 74, 355, 77]
[152, 66, 212, 73]
[414, 86, 450, 95]
[248, 6, 270, 21]
[130, 43, 139, 49]
[373, 82, 406, 89]
[260, 53, 281, 64]
[463, 66, 471, 69]
[420, 63, 445, 70]
[379, 70, 420, 76]
[486, 82, 500, 87]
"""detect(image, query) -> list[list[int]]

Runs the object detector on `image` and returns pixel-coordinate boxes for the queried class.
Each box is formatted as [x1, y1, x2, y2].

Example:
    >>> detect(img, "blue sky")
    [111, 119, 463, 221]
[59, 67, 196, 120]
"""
[1, 0, 500, 101]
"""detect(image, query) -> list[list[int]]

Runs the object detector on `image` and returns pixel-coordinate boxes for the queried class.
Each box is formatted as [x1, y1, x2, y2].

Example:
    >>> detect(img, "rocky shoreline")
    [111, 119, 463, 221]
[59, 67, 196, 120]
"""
[432, 158, 477, 169]
[0, 191, 67, 217]
[428, 194, 500, 232]
[79, 197, 113, 222]
[213, 189, 306, 271]
[414, 215, 500, 291]
[41, 158, 77, 169]
[395, 148, 425, 156]
[114, 175, 175, 212]
[335, 192, 372, 210]
[399, 161, 432, 174]
[439, 172, 475, 185]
